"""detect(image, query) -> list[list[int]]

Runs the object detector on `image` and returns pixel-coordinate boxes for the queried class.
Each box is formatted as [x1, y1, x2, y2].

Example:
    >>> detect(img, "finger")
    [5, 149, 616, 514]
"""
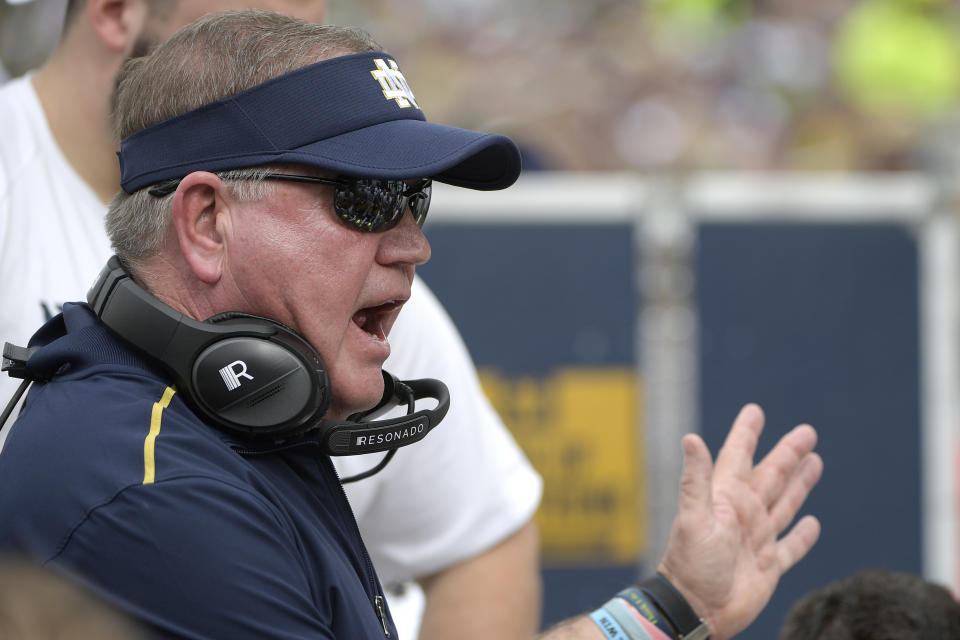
[677, 433, 715, 518]
[770, 452, 824, 534]
[775, 514, 821, 574]
[713, 403, 765, 481]
[751, 424, 818, 508]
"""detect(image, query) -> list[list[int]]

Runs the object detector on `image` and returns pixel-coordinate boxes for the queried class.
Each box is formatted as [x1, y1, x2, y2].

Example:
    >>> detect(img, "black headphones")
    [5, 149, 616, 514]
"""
[85, 256, 449, 456]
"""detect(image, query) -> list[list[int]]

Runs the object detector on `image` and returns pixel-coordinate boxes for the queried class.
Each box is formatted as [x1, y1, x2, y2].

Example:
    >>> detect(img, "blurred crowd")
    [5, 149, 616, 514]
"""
[5, 0, 960, 176]
[329, 0, 960, 176]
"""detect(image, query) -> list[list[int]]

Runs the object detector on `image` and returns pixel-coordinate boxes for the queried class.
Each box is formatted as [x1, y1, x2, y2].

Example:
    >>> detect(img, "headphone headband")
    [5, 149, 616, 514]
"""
[88, 257, 329, 438]
[88, 257, 277, 373]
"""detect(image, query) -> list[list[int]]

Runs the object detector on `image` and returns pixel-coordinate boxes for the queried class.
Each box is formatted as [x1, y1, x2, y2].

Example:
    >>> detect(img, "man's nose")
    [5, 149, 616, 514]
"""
[379, 208, 431, 266]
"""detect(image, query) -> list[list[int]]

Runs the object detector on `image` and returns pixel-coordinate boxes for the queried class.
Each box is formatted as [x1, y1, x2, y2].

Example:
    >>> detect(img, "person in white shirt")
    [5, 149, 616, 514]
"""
[0, 1, 543, 638]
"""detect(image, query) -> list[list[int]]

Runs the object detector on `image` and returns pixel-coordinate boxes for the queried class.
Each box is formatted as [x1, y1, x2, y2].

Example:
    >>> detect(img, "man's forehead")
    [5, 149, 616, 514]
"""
[152, 0, 326, 40]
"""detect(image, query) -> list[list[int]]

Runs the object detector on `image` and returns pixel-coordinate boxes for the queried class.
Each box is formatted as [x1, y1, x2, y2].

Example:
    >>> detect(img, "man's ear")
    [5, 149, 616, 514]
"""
[87, 0, 148, 54]
[171, 172, 231, 285]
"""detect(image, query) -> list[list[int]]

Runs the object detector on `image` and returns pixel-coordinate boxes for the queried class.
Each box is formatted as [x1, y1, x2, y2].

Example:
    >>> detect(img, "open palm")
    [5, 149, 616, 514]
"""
[658, 404, 823, 640]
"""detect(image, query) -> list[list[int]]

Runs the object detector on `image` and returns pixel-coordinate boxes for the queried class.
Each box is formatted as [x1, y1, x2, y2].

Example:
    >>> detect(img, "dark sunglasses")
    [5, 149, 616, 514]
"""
[147, 173, 432, 232]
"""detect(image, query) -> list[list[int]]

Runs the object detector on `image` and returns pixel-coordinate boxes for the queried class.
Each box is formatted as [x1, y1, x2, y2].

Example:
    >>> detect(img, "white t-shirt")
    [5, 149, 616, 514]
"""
[0, 76, 111, 354]
[0, 74, 542, 636]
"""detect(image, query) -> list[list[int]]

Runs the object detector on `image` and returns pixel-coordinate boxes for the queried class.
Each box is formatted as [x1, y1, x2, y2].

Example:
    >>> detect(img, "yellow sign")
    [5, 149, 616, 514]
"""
[479, 367, 645, 564]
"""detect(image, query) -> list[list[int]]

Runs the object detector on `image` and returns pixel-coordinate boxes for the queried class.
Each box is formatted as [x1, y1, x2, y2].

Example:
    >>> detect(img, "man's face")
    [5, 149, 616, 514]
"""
[134, 0, 327, 56]
[221, 176, 431, 419]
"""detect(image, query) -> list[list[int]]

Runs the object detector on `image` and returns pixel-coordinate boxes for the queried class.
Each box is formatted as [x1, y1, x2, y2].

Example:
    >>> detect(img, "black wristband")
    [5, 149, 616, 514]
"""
[637, 573, 709, 639]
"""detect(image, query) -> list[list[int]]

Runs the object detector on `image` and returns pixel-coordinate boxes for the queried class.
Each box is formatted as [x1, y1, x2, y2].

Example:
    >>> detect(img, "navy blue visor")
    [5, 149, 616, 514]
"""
[118, 52, 522, 194]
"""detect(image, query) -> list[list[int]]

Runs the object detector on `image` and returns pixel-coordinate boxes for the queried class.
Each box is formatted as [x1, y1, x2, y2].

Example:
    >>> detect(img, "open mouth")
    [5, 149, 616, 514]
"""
[352, 301, 403, 341]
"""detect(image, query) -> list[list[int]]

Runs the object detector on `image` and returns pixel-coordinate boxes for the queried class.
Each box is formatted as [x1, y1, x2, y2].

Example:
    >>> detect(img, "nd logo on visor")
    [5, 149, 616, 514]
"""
[371, 59, 419, 109]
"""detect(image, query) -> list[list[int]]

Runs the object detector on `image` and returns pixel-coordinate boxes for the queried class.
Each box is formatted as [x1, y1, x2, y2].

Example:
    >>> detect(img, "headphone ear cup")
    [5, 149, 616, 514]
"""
[189, 314, 330, 439]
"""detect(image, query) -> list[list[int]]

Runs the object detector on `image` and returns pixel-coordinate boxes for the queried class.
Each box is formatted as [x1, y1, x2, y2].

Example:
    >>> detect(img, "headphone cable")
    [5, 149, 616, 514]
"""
[0, 378, 32, 436]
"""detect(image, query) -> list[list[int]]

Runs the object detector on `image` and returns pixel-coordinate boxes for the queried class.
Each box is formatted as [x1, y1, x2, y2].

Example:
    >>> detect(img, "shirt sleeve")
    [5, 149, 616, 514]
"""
[336, 277, 543, 583]
[50, 477, 338, 640]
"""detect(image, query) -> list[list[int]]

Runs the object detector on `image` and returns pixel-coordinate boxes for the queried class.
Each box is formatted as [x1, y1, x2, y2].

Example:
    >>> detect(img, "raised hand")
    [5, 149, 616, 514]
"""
[657, 403, 823, 640]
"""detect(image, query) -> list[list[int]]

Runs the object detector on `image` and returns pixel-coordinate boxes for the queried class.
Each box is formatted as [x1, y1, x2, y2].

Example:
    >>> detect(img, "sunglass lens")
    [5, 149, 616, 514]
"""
[334, 183, 389, 231]
[334, 179, 430, 232]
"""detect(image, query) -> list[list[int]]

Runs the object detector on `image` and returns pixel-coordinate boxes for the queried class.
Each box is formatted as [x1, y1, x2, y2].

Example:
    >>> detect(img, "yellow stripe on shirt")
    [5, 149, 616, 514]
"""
[144, 386, 176, 485]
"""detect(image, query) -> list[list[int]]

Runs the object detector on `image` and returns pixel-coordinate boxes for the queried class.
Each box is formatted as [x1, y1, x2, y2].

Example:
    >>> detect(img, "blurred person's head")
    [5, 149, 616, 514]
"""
[59, 0, 325, 60]
[779, 568, 960, 640]
[36, 0, 327, 202]
[0, 556, 145, 639]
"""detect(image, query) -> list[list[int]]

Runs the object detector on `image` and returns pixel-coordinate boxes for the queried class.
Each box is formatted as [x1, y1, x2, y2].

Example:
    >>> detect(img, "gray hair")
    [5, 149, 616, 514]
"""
[106, 10, 381, 270]
[106, 167, 279, 263]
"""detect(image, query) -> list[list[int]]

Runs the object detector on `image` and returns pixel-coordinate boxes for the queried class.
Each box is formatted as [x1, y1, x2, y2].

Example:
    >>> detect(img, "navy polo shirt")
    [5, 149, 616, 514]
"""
[0, 303, 398, 639]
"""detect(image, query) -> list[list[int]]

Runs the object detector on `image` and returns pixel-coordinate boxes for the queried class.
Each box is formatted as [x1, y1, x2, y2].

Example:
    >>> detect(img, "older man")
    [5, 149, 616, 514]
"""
[0, 1, 541, 638]
[0, 10, 822, 640]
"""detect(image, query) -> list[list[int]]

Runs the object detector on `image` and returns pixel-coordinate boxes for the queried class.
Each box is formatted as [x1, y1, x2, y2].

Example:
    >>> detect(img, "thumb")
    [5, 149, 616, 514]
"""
[678, 433, 714, 517]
